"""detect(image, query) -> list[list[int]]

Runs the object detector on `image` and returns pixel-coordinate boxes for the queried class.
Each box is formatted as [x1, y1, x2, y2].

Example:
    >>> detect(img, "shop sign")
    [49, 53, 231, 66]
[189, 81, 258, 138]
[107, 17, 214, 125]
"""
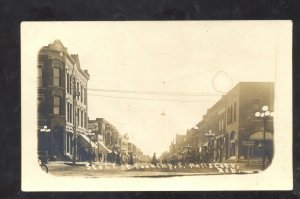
[88, 122, 98, 131]
[242, 140, 255, 146]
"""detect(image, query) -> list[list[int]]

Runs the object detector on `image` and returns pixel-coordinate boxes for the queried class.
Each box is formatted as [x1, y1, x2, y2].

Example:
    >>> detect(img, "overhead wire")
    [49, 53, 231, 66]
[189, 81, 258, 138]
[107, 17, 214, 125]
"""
[88, 93, 219, 103]
[88, 88, 221, 97]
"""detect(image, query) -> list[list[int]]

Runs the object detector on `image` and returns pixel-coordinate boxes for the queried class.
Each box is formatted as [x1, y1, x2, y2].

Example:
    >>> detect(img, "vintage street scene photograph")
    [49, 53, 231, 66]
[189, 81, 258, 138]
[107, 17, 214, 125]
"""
[21, 21, 293, 190]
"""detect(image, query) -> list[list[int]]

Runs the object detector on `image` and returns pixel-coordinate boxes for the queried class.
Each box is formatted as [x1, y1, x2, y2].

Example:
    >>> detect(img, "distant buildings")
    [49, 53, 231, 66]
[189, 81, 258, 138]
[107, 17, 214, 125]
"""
[37, 40, 90, 161]
[88, 118, 145, 164]
[166, 82, 274, 164]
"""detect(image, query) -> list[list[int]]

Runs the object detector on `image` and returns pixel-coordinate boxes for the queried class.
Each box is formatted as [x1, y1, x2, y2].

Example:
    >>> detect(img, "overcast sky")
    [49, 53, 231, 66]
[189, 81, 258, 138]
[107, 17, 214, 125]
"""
[24, 21, 281, 156]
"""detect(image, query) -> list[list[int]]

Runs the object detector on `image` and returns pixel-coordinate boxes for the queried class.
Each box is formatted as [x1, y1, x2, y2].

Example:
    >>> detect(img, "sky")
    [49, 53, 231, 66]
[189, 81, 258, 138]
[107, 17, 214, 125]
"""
[23, 21, 280, 157]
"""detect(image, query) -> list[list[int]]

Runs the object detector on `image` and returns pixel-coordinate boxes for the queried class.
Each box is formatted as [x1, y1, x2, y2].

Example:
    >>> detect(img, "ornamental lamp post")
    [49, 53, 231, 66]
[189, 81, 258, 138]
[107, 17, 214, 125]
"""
[205, 130, 215, 162]
[40, 125, 51, 163]
[255, 105, 274, 170]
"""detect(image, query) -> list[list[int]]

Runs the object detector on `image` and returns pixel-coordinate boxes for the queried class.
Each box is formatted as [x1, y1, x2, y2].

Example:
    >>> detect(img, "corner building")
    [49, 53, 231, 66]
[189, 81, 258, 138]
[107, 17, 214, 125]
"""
[37, 40, 89, 161]
[225, 82, 274, 162]
[197, 82, 274, 163]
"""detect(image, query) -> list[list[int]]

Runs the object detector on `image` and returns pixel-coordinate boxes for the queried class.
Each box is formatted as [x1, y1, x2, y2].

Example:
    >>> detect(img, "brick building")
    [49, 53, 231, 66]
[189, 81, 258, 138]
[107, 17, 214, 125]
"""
[88, 118, 111, 162]
[37, 40, 90, 161]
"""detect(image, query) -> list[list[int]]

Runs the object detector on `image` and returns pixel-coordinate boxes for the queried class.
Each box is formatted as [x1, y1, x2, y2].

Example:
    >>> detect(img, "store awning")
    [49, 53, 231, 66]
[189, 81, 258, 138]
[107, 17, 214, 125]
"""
[230, 139, 236, 143]
[249, 131, 273, 141]
[78, 133, 98, 148]
[202, 142, 208, 147]
[98, 141, 111, 153]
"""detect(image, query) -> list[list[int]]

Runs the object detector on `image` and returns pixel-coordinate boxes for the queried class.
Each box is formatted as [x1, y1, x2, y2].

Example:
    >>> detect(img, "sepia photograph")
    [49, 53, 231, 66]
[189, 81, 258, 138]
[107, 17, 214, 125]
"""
[21, 21, 292, 191]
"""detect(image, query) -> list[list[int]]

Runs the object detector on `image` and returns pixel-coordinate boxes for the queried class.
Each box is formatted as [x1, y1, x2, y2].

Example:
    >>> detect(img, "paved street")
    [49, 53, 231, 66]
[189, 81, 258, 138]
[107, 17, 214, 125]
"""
[44, 161, 262, 177]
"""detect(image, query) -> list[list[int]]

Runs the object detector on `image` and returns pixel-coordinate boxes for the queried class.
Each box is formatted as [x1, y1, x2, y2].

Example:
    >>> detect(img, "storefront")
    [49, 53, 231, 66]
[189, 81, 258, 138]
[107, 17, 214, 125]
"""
[78, 133, 98, 162]
[249, 131, 273, 160]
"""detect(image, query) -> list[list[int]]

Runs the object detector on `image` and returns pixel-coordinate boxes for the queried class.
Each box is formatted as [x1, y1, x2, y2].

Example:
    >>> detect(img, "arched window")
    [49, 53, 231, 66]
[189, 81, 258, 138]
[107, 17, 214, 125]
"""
[227, 107, 230, 124]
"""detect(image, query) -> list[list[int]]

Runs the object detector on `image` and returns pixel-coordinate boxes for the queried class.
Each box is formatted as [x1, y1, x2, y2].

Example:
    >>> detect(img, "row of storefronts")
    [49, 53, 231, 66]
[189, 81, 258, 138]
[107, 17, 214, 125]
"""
[87, 118, 148, 164]
[166, 82, 274, 165]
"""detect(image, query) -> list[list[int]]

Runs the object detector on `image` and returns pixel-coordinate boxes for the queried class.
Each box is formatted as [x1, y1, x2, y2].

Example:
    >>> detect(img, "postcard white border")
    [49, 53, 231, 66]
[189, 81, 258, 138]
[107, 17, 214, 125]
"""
[21, 21, 293, 191]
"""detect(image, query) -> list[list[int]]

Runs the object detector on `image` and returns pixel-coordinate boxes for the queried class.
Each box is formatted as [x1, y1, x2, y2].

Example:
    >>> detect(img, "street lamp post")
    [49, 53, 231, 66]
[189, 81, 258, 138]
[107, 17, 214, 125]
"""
[255, 105, 274, 170]
[40, 125, 51, 163]
[185, 144, 192, 163]
[205, 130, 215, 162]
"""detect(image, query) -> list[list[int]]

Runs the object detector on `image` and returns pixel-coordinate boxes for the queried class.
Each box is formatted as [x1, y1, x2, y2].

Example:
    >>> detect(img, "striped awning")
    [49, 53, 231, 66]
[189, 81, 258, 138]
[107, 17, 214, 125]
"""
[202, 142, 208, 147]
[78, 133, 98, 148]
[98, 141, 111, 153]
[249, 131, 273, 141]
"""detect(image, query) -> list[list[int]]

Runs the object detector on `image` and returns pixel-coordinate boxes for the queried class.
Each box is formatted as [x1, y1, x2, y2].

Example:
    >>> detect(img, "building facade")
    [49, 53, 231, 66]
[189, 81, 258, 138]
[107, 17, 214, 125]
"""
[88, 118, 111, 162]
[88, 117, 144, 164]
[37, 40, 90, 161]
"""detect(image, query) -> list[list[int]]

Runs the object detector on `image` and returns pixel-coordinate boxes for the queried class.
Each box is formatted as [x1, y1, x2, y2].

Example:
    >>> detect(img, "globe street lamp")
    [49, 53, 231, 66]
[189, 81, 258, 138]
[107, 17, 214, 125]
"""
[185, 144, 192, 163]
[205, 130, 215, 162]
[255, 105, 274, 170]
[40, 125, 51, 163]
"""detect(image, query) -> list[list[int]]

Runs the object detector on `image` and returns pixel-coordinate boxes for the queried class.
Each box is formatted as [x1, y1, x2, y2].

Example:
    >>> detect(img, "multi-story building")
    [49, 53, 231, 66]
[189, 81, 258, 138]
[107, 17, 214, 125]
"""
[37, 40, 90, 161]
[225, 82, 274, 162]
[199, 82, 274, 163]
[199, 96, 227, 162]
[88, 118, 111, 162]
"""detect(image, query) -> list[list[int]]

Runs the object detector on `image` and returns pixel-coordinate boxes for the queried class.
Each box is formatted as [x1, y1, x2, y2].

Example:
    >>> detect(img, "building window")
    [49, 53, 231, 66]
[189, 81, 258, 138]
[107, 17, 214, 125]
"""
[53, 68, 60, 86]
[84, 112, 87, 128]
[252, 99, 260, 111]
[76, 82, 79, 100]
[37, 96, 45, 115]
[66, 102, 69, 122]
[81, 110, 83, 127]
[69, 76, 73, 94]
[234, 102, 236, 122]
[37, 65, 43, 87]
[69, 103, 71, 122]
[77, 108, 80, 125]
[53, 96, 60, 114]
[221, 120, 223, 131]
[67, 73, 70, 93]
[80, 84, 83, 102]
[227, 107, 231, 124]
[84, 88, 87, 105]
[70, 104, 73, 123]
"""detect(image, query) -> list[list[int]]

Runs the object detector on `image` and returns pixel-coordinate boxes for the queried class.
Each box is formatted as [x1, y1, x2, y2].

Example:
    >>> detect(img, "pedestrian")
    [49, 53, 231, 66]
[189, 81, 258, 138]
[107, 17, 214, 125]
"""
[91, 150, 96, 162]
[116, 152, 121, 165]
[87, 148, 94, 166]
[129, 153, 134, 165]
[151, 153, 158, 166]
